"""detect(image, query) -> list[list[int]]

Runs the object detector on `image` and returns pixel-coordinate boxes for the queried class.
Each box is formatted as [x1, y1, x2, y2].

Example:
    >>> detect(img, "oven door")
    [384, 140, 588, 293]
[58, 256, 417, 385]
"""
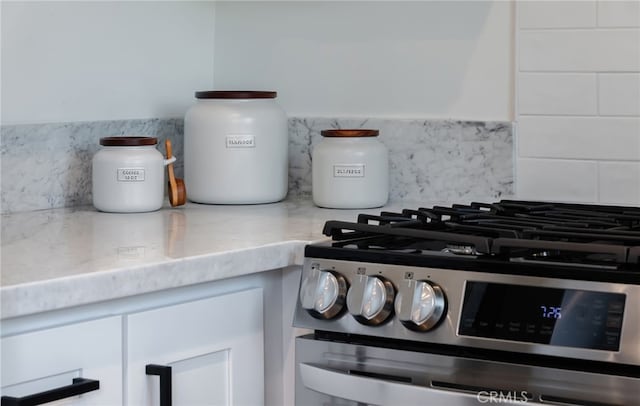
[295, 334, 637, 406]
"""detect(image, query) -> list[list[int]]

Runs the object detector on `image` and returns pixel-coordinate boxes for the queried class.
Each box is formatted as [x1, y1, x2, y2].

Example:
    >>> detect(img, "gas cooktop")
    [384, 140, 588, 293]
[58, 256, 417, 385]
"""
[307, 199, 640, 284]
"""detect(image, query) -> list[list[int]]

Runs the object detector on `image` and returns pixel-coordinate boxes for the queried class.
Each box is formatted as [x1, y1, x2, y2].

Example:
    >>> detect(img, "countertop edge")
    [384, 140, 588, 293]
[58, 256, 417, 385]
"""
[1, 240, 309, 320]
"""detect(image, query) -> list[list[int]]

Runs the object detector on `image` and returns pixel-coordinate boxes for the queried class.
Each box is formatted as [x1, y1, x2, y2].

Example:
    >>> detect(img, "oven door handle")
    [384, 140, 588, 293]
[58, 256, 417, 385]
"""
[299, 363, 535, 406]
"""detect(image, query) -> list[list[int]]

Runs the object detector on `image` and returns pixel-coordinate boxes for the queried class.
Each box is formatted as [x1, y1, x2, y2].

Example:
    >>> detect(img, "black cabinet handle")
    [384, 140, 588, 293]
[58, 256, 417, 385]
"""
[146, 364, 172, 406]
[1, 377, 99, 406]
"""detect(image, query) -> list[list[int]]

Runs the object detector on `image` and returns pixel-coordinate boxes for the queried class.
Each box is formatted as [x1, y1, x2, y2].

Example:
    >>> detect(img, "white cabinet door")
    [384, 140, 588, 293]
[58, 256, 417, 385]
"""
[0, 316, 122, 405]
[127, 288, 264, 406]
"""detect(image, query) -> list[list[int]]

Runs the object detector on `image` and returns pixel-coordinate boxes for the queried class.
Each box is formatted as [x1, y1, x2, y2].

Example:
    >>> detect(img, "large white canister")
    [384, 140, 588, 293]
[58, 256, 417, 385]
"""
[184, 90, 288, 204]
[312, 129, 389, 209]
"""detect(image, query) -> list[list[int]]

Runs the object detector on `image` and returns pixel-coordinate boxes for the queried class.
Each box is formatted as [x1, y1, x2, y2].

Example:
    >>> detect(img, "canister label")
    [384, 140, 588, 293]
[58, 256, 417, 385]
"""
[226, 134, 256, 148]
[333, 164, 365, 177]
[117, 168, 145, 182]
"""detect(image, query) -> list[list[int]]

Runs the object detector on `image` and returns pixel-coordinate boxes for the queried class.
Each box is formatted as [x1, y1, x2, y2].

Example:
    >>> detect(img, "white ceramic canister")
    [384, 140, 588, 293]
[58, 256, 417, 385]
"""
[92, 136, 175, 213]
[184, 90, 288, 204]
[312, 129, 389, 209]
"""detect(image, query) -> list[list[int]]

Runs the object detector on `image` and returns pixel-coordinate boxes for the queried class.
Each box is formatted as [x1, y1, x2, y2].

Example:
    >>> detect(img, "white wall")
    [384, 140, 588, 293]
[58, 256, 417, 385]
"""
[213, 1, 514, 120]
[516, 0, 640, 205]
[1, 1, 216, 125]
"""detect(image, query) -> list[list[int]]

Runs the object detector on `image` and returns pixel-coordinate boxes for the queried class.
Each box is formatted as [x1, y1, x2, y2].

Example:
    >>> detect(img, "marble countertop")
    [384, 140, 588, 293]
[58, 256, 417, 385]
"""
[1, 197, 440, 319]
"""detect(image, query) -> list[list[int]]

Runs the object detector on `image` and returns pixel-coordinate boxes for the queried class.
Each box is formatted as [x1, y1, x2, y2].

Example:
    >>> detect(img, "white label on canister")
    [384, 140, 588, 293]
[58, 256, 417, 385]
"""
[226, 134, 256, 148]
[117, 168, 145, 182]
[333, 164, 365, 178]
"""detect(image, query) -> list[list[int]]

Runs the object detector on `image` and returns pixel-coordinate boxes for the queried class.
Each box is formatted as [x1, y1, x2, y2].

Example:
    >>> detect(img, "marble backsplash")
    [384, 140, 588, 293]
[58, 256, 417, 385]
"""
[289, 118, 513, 203]
[1, 118, 513, 213]
[1, 119, 184, 213]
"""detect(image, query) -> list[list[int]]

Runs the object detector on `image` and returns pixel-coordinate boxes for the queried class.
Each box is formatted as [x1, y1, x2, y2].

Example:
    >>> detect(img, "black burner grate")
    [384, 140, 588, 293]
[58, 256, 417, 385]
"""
[322, 200, 640, 266]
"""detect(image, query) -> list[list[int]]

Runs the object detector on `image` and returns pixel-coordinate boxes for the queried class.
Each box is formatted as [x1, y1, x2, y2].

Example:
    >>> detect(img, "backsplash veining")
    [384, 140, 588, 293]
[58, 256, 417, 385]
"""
[1, 118, 513, 213]
[289, 118, 513, 202]
[1, 119, 184, 213]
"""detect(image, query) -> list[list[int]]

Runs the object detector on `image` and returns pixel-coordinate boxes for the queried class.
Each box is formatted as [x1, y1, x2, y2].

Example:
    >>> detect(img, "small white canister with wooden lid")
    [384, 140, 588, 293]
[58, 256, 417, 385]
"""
[92, 136, 175, 213]
[312, 129, 389, 209]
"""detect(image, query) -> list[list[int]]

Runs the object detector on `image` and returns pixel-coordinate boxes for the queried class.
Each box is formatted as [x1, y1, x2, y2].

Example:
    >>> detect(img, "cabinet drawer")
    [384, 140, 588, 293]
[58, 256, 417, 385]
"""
[1, 316, 122, 405]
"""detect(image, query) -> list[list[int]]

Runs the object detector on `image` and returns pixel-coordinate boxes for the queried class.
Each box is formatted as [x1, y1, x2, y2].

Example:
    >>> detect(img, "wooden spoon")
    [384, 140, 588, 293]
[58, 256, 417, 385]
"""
[165, 139, 186, 207]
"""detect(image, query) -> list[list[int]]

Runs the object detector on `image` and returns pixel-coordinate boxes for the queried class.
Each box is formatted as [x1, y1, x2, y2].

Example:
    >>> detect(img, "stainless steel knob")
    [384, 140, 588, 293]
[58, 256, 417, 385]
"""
[395, 280, 446, 331]
[299, 268, 347, 319]
[347, 275, 395, 325]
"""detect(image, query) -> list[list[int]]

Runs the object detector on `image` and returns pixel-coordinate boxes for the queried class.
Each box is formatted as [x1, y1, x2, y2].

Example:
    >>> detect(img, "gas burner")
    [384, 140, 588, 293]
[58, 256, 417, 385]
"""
[531, 250, 553, 257]
[441, 244, 477, 256]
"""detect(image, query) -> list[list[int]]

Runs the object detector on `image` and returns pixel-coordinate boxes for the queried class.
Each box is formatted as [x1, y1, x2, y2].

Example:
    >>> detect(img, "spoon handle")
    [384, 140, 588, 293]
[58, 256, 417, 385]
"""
[165, 139, 179, 206]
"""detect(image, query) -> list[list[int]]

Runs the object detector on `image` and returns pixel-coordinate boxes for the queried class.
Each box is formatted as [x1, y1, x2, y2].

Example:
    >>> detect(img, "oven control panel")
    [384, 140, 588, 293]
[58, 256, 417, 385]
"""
[294, 257, 639, 366]
[458, 282, 625, 351]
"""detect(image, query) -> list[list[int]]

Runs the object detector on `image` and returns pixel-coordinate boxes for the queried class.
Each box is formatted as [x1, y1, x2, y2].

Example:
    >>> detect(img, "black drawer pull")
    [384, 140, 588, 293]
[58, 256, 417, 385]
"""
[146, 364, 172, 406]
[1, 377, 99, 406]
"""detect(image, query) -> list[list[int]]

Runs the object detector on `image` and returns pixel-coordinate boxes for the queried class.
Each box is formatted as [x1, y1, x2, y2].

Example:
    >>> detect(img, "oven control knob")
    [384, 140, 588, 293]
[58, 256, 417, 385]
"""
[395, 280, 446, 331]
[299, 269, 348, 319]
[347, 275, 395, 325]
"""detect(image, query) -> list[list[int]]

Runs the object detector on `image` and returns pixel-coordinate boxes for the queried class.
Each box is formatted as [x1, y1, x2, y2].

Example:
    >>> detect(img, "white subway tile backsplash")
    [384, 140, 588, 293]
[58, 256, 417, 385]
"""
[519, 116, 640, 160]
[518, 1, 596, 29]
[517, 158, 598, 202]
[518, 73, 597, 115]
[599, 161, 640, 205]
[599, 73, 640, 116]
[517, 1, 640, 207]
[598, 0, 640, 27]
[520, 29, 640, 72]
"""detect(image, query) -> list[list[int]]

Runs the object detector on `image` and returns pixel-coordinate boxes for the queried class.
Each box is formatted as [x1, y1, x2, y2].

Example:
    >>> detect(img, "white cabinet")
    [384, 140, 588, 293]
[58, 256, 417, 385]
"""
[0, 316, 122, 405]
[1, 283, 271, 406]
[127, 288, 264, 406]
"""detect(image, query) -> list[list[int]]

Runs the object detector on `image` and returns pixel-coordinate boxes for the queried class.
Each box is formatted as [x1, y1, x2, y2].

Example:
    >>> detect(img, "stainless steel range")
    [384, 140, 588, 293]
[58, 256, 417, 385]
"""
[293, 200, 640, 406]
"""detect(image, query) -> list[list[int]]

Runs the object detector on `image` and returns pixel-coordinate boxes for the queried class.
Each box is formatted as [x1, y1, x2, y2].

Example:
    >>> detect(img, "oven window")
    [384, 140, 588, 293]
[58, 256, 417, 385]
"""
[458, 282, 625, 351]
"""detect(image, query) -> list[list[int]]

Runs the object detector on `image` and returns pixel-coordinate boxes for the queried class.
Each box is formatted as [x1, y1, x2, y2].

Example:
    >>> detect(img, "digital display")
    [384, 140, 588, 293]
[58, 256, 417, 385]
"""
[459, 282, 625, 351]
[539, 305, 562, 319]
